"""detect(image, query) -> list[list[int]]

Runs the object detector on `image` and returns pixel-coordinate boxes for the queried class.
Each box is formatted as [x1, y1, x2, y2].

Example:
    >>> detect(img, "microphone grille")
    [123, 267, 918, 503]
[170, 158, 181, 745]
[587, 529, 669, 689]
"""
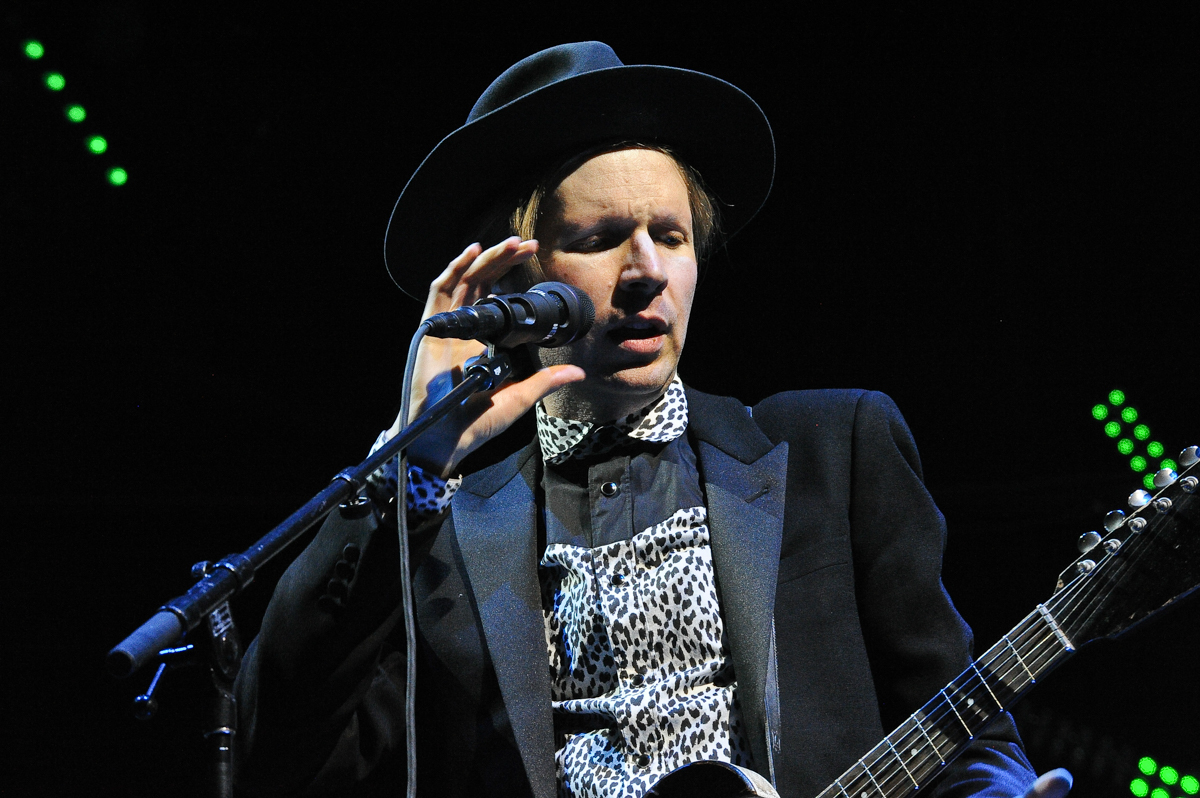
[531, 282, 594, 346]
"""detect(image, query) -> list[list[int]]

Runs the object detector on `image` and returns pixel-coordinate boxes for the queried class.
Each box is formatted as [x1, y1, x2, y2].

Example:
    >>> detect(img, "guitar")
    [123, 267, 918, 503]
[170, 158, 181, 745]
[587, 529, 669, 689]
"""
[813, 447, 1200, 798]
[650, 447, 1200, 798]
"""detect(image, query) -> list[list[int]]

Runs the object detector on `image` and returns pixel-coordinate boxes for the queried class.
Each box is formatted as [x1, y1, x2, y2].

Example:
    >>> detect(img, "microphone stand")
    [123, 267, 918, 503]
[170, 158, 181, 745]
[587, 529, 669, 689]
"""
[107, 349, 513, 796]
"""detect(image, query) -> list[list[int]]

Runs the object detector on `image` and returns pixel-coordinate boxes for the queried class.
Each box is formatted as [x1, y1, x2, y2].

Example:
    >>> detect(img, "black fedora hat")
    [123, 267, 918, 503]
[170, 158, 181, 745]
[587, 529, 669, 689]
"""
[384, 41, 775, 300]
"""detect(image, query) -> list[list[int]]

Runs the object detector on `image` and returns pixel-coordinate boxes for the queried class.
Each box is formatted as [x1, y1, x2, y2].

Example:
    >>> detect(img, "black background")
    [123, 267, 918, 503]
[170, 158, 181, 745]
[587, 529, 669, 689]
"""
[4, 6, 1198, 796]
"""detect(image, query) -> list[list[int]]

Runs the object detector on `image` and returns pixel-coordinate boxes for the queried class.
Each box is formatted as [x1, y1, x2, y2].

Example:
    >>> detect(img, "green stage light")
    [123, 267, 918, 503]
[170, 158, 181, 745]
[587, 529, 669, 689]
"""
[1121, 407, 1139, 423]
[1105, 422, 1122, 438]
[87, 135, 107, 154]
[1147, 441, 1164, 458]
[1131, 456, 1147, 472]
[24, 40, 45, 59]
[1161, 767, 1180, 786]
[44, 72, 65, 90]
[1110, 390, 1126, 406]
[1181, 774, 1198, 794]
[1093, 404, 1109, 420]
[1131, 778, 1150, 796]
[107, 167, 127, 185]
[1150, 788, 1168, 798]
[1134, 424, 1151, 440]
[1118, 439, 1135, 455]
[1162, 459, 1177, 471]
[66, 104, 86, 122]
[1142, 474, 1156, 490]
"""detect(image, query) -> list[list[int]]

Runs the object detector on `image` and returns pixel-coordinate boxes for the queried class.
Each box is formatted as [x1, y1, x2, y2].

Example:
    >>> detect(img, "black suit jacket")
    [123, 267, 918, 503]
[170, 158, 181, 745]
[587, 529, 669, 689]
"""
[235, 388, 1033, 797]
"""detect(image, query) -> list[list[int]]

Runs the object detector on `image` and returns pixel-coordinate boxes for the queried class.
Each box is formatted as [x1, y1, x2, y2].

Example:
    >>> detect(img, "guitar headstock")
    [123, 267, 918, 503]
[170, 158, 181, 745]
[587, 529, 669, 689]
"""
[1050, 446, 1200, 646]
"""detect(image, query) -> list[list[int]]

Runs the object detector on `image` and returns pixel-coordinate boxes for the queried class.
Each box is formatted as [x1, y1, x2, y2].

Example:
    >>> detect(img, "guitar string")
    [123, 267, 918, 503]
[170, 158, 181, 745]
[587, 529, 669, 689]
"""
[833, 576, 1099, 798]
[821, 477, 1194, 798]
[832, 614, 1047, 798]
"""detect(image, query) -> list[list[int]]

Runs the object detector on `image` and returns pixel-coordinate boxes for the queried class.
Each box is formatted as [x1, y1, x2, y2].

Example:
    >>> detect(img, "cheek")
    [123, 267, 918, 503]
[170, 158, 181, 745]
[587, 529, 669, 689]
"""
[541, 257, 615, 302]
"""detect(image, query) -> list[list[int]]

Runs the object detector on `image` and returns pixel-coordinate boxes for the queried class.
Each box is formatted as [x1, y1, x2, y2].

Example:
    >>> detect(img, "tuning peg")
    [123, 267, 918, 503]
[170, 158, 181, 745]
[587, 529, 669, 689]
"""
[1077, 531, 1102, 553]
[1180, 446, 1199, 467]
[1103, 510, 1126, 531]
[1182, 476, 1198, 494]
[1128, 490, 1153, 508]
[1153, 469, 1179, 488]
[1076, 559, 1097, 575]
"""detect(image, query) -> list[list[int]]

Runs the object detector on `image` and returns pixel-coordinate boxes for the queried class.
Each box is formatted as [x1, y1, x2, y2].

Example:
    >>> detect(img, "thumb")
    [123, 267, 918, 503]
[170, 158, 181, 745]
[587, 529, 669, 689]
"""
[1024, 768, 1073, 798]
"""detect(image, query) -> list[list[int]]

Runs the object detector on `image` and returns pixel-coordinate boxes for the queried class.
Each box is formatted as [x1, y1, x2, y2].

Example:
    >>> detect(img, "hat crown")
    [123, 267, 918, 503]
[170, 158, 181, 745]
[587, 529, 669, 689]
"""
[468, 42, 625, 122]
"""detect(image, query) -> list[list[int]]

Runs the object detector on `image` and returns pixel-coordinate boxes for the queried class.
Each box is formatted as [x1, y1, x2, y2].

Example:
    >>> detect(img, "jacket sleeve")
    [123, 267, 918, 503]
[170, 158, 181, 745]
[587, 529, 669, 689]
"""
[846, 390, 1035, 798]
[234, 497, 435, 795]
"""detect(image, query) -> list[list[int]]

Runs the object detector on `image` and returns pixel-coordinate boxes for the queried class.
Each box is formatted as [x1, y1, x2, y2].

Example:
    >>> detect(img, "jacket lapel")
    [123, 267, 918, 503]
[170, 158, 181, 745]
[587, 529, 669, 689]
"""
[687, 388, 789, 779]
[451, 442, 557, 798]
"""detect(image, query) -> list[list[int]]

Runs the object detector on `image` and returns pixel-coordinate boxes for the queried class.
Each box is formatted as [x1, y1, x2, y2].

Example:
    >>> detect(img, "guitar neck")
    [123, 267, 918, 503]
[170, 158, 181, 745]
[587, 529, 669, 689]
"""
[815, 604, 1076, 798]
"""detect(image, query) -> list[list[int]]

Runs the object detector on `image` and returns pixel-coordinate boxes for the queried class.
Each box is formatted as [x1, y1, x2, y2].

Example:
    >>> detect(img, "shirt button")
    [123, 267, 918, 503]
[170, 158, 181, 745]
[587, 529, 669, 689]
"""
[600, 481, 619, 497]
[636, 754, 651, 769]
[630, 673, 645, 687]
[611, 573, 625, 587]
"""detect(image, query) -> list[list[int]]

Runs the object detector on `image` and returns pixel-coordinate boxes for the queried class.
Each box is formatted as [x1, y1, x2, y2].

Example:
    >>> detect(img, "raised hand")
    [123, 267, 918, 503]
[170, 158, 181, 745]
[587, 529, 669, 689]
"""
[389, 237, 584, 477]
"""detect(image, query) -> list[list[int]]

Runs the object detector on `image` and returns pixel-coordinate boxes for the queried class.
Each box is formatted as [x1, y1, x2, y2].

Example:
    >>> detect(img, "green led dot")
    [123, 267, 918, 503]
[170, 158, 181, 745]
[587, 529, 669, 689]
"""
[44, 72, 65, 91]
[1162, 459, 1177, 471]
[1139, 758, 1157, 776]
[24, 40, 45, 59]
[107, 166, 128, 185]
[1180, 774, 1198, 794]
[65, 104, 86, 122]
[1143, 473, 1156, 490]
[1093, 404, 1110, 420]
[1131, 456, 1148, 472]
[1110, 389, 1126, 406]
[1150, 788, 1168, 798]
[1105, 421, 1122, 438]
[1134, 424, 1151, 440]
[87, 135, 108, 154]
[1118, 438, 1135, 455]
[1161, 767, 1180, 786]
[1131, 778, 1150, 796]
[1147, 441, 1164, 457]
[1122, 407, 1139, 423]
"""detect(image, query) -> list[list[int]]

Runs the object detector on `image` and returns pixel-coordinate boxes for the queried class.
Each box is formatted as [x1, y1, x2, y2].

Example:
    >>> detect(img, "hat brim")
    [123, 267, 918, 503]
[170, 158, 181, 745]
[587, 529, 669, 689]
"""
[384, 63, 775, 300]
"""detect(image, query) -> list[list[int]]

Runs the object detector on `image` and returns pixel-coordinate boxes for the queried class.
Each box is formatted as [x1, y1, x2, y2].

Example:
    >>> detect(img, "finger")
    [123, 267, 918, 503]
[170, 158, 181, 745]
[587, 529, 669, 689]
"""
[1024, 768, 1073, 798]
[455, 237, 538, 304]
[453, 365, 585, 444]
[427, 237, 538, 316]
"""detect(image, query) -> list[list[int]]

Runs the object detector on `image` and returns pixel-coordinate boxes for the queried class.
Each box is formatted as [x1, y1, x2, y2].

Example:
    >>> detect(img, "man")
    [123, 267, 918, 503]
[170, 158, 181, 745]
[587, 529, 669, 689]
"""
[234, 42, 1071, 798]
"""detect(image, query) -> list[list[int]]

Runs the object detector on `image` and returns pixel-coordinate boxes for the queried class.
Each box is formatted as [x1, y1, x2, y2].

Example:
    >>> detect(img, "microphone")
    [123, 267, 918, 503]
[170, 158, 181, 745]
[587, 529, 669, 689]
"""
[422, 282, 595, 348]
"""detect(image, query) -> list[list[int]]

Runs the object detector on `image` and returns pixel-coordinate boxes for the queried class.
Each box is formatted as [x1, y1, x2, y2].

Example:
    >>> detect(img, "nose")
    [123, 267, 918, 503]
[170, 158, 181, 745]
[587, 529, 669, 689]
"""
[619, 230, 667, 294]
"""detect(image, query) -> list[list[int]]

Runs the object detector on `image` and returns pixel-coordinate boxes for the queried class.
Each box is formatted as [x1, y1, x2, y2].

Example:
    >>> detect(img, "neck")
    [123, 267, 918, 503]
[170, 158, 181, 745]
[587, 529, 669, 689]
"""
[541, 379, 672, 424]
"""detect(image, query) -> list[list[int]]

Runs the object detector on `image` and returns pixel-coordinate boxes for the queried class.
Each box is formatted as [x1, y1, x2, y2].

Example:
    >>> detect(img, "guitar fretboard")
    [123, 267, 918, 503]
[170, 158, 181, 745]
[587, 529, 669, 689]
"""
[815, 604, 1075, 798]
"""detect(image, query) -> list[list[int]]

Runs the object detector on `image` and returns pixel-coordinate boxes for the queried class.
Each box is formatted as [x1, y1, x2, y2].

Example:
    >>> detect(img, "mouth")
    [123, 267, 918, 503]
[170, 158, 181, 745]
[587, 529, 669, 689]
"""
[608, 319, 665, 342]
[606, 318, 668, 353]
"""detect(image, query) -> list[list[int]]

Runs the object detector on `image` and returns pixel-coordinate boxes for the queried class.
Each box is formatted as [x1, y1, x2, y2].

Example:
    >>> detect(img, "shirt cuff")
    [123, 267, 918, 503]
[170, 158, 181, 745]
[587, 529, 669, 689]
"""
[366, 429, 461, 520]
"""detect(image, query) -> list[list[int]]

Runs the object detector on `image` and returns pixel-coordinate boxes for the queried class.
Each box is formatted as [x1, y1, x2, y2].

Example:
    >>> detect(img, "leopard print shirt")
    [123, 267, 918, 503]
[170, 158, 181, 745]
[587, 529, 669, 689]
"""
[370, 378, 752, 797]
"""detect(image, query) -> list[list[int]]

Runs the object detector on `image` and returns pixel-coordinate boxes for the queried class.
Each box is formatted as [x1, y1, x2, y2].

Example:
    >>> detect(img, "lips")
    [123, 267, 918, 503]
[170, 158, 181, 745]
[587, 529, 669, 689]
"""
[608, 321, 663, 342]
[607, 316, 667, 341]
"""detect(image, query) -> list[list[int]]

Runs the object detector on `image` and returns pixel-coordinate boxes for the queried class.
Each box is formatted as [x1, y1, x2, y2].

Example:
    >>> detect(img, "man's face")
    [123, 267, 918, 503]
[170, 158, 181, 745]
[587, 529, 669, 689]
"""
[533, 148, 698, 422]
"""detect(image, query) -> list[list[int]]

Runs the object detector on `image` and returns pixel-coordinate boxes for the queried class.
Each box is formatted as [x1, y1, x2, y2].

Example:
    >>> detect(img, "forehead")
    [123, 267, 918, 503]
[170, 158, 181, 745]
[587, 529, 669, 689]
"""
[548, 148, 690, 218]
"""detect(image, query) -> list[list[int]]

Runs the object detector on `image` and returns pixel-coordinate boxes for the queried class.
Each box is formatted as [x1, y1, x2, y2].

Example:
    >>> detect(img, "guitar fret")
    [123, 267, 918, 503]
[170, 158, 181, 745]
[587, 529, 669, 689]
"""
[940, 687, 974, 737]
[1001, 633, 1036, 684]
[912, 714, 946, 764]
[970, 662, 1002, 709]
[865, 761, 886, 797]
[884, 738, 920, 788]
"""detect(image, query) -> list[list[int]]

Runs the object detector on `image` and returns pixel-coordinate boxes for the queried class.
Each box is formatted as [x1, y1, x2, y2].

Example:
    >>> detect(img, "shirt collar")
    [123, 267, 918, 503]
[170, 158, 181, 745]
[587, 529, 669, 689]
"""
[536, 376, 688, 465]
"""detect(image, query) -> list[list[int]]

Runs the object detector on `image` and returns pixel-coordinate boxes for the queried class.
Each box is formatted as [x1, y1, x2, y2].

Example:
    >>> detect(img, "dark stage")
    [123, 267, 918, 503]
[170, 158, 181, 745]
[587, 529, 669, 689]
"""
[4, 7, 1198, 796]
